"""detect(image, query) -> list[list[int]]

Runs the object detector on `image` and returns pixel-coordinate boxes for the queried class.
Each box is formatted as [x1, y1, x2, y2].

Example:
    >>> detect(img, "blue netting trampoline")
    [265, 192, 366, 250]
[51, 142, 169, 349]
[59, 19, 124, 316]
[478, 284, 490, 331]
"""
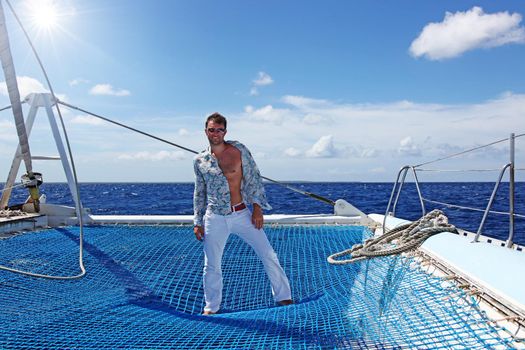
[0, 225, 516, 349]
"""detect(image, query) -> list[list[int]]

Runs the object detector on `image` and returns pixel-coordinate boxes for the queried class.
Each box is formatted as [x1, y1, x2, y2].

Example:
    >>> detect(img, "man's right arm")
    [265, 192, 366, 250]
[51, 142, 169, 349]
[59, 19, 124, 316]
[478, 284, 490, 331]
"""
[193, 159, 207, 240]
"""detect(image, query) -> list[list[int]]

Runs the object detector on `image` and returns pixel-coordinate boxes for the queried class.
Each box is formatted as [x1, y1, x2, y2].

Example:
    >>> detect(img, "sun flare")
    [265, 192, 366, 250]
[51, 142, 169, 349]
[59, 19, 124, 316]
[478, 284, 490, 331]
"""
[28, 0, 60, 31]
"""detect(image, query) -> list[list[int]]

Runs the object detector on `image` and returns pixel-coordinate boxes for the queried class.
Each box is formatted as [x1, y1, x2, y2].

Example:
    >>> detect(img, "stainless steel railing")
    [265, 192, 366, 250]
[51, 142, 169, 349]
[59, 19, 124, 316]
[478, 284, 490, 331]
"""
[384, 133, 523, 248]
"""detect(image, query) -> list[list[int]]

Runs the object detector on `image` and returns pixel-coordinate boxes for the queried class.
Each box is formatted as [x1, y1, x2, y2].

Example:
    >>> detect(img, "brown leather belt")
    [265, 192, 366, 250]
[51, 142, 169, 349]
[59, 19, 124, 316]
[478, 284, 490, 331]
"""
[231, 202, 247, 212]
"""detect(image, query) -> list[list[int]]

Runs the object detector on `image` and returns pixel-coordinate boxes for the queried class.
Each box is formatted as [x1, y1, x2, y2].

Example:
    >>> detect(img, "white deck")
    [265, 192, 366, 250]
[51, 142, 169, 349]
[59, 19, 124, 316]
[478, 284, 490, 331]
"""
[0, 214, 47, 236]
[369, 214, 525, 314]
[422, 232, 525, 312]
[90, 214, 365, 225]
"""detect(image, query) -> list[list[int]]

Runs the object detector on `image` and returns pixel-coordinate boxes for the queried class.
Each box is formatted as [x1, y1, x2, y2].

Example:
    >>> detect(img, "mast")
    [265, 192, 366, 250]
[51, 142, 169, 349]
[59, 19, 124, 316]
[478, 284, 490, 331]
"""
[0, 1, 33, 174]
[0, 1, 43, 211]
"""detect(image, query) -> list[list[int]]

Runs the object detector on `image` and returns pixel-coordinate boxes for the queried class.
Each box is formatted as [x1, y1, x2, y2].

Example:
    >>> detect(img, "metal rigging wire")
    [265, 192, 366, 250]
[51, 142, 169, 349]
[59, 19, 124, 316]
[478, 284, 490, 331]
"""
[58, 100, 336, 206]
[414, 133, 525, 168]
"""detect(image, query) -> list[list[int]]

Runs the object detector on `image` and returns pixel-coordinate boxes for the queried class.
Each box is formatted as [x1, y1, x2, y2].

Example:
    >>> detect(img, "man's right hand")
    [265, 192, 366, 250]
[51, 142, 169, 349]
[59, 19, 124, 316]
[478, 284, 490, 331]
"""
[194, 225, 204, 241]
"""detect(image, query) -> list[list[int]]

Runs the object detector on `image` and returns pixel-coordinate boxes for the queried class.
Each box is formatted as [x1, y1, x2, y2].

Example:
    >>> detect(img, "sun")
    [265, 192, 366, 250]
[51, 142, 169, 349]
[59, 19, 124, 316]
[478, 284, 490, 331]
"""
[27, 0, 60, 31]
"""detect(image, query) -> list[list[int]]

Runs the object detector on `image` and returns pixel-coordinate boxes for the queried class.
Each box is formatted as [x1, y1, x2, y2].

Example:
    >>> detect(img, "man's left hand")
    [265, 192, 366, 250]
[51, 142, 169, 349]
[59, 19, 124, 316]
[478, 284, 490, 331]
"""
[252, 205, 264, 229]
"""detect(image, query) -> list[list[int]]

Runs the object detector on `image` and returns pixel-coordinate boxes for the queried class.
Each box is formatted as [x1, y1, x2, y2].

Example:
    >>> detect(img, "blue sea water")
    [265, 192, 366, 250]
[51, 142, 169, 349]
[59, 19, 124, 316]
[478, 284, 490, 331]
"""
[2, 182, 524, 245]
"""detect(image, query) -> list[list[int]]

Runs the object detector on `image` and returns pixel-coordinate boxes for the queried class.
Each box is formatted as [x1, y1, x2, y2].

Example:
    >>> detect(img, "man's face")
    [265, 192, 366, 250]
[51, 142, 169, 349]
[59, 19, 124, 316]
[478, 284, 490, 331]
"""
[205, 120, 227, 146]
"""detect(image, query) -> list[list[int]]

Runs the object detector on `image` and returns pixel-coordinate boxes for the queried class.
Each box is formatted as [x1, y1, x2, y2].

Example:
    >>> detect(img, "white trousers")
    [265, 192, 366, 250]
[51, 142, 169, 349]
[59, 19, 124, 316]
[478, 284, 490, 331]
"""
[203, 208, 292, 313]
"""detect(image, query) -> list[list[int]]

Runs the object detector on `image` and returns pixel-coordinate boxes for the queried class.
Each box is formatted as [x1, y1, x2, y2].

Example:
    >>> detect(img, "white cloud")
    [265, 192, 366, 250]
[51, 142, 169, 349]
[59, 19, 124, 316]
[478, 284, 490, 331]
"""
[118, 150, 186, 161]
[276, 92, 525, 143]
[282, 143, 377, 160]
[398, 136, 422, 156]
[410, 7, 525, 60]
[0, 119, 13, 128]
[249, 72, 273, 96]
[370, 167, 386, 174]
[70, 115, 104, 125]
[235, 91, 525, 177]
[0, 76, 67, 102]
[16, 89, 523, 182]
[360, 148, 379, 158]
[0, 119, 15, 141]
[89, 84, 130, 97]
[254, 152, 266, 159]
[178, 128, 190, 136]
[253, 72, 274, 86]
[69, 78, 89, 86]
[284, 147, 302, 157]
[303, 113, 330, 125]
[0, 76, 48, 98]
[244, 104, 293, 125]
[282, 95, 329, 108]
[306, 135, 338, 158]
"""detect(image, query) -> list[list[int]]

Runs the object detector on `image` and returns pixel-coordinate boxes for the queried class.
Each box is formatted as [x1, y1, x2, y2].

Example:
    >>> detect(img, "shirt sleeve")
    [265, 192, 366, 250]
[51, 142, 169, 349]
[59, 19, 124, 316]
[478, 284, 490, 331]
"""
[193, 158, 207, 226]
[241, 146, 272, 210]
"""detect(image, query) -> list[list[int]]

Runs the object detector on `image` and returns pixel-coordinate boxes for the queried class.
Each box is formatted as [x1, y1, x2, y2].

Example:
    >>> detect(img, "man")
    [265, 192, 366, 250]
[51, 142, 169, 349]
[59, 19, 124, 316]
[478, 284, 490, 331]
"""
[193, 112, 293, 315]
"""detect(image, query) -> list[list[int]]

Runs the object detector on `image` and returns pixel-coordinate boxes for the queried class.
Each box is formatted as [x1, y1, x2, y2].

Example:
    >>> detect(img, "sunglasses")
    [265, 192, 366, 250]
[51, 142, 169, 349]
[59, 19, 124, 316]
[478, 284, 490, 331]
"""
[207, 128, 226, 133]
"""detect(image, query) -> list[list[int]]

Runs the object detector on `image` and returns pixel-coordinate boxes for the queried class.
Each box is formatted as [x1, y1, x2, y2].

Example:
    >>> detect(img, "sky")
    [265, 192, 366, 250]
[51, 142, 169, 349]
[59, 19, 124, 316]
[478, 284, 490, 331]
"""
[0, 0, 524, 183]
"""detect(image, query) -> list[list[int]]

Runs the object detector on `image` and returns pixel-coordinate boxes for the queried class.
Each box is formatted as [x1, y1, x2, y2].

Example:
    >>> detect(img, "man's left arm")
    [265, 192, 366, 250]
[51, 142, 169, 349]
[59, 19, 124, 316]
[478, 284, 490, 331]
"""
[252, 203, 264, 229]
[239, 144, 271, 229]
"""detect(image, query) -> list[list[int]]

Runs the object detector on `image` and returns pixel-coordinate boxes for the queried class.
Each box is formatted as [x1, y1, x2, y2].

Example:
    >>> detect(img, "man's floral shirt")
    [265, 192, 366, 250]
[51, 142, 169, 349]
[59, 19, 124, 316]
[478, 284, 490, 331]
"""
[193, 140, 271, 226]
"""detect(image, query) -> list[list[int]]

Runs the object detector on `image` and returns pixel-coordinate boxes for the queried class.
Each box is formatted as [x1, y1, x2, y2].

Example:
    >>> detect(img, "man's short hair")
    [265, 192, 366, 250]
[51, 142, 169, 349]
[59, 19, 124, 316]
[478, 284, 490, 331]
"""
[205, 112, 227, 129]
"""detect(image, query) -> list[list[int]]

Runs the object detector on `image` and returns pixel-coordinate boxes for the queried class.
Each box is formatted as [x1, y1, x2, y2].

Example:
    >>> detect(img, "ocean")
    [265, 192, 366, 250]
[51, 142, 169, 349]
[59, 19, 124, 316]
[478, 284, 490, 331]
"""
[2, 182, 524, 245]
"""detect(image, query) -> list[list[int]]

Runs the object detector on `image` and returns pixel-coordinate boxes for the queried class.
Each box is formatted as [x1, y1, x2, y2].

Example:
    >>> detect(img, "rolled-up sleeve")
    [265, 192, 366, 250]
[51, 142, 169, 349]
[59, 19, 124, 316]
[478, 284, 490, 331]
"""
[193, 159, 207, 226]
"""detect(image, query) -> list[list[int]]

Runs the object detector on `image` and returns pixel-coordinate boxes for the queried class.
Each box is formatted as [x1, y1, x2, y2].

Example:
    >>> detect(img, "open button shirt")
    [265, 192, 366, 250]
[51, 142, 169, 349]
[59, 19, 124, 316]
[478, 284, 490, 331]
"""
[193, 140, 271, 226]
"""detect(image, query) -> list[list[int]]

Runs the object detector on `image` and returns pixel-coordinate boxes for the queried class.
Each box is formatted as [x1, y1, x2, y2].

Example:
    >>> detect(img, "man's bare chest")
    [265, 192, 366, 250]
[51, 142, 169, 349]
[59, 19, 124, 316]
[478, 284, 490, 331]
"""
[216, 148, 242, 177]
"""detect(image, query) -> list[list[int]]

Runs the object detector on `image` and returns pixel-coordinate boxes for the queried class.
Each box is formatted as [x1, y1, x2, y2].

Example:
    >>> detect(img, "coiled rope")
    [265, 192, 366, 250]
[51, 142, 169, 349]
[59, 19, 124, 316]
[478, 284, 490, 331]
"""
[0, 209, 29, 218]
[327, 209, 457, 265]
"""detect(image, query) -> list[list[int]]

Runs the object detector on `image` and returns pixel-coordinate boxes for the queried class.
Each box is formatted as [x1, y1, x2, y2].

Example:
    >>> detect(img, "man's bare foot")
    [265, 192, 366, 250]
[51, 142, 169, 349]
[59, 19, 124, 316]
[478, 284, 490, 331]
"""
[202, 310, 217, 315]
[277, 299, 294, 306]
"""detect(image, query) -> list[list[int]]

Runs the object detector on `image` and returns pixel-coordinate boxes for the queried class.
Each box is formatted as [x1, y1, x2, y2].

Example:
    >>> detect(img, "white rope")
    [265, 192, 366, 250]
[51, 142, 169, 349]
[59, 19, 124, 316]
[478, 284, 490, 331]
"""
[0, 182, 26, 193]
[327, 209, 457, 265]
[423, 198, 525, 219]
[416, 168, 502, 172]
[0, 208, 29, 218]
[422, 198, 493, 213]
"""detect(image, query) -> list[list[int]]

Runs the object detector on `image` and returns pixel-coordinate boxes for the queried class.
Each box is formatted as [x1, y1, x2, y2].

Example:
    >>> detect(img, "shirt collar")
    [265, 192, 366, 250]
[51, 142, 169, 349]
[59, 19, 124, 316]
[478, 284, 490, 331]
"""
[205, 140, 238, 154]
